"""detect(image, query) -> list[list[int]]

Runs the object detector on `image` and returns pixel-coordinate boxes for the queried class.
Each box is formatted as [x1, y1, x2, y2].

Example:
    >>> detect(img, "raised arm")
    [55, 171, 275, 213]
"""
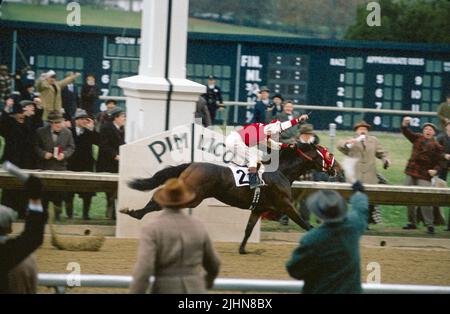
[347, 181, 369, 234]
[401, 117, 420, 144]
[0, 176, 47, 273]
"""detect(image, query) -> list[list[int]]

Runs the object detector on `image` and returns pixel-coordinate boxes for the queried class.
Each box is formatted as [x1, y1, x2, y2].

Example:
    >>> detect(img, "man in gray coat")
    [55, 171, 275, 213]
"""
[337, 121, 390, 225]
[34, 110, 75, 219]
[130, 178, 221, 294]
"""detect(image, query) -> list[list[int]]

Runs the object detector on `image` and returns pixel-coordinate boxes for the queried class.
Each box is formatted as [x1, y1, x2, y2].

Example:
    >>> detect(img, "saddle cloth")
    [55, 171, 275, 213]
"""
[228, 163, 266, 187]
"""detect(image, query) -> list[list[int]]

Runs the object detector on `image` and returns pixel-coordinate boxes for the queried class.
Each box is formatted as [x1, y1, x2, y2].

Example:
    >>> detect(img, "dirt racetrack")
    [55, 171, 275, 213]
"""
[35, 237, 450, 293]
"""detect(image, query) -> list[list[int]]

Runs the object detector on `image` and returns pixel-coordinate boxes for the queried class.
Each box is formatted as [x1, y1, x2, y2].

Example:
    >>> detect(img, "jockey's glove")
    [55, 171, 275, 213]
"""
[352, 180, 365, 192]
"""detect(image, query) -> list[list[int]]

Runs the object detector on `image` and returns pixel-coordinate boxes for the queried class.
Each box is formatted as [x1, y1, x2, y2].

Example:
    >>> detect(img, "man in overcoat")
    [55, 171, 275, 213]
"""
[337, 121, 390, 224]
[130, 178, 221, 294]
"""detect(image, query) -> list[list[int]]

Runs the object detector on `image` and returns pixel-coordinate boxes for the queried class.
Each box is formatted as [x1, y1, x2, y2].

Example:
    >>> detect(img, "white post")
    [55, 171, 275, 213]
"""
[118, 0, 205, 143]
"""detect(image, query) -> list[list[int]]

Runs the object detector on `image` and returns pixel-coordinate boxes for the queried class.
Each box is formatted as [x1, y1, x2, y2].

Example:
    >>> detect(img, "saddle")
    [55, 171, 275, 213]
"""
[227, 163, 265, 210]
[227, 163, 266, 187]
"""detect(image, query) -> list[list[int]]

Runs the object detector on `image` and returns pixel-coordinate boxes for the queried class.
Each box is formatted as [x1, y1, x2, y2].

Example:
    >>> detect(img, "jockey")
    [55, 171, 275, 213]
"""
[226, 114, 309, 189]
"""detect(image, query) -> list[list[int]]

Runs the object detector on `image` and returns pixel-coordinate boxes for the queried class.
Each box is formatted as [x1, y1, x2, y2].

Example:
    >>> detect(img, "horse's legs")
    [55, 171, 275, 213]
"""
[239, 210, 261, 254]
[282, 201, 312, 231]
[119, 197, 162, 220]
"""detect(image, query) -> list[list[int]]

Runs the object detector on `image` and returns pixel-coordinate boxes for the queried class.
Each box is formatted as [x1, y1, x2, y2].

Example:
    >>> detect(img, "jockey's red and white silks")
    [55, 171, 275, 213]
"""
[236, 118, 298, 147]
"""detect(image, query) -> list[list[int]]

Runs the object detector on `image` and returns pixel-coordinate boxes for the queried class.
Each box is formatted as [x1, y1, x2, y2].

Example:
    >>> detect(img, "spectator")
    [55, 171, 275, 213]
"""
[66, 109, 99, 220]
[35, 70, 80, 121]
[0, 205, 38, 293]
[61, 72, 79, 121]
[437, 121, 450, 231]
[0, 65, 12, 102]
[34, 110, 75, 220]
[286, 181, 368, 294]
[96, 99, 117, 130]
[130, 178, 221, 294]
[204, 75, 223, 123]
[97, 107, 126, 219]
[252, 86, 271, 123]
[19, 82, 37, 102]
[195, 94, 212, 127]
[0, 173, 47, 294]
[437, 93, 450, 132]
[337, 121, 390, 225]
[275, 100, 300, 144]
[266, 93, 284, 122]
[401, 117, 443, 234]
[0, 99, 42, 218]
[80, 74, 100, 116]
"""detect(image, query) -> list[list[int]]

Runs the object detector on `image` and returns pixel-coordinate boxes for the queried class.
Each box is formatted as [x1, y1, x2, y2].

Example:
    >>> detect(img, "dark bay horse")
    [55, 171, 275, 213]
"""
[121, 142, 334, 254]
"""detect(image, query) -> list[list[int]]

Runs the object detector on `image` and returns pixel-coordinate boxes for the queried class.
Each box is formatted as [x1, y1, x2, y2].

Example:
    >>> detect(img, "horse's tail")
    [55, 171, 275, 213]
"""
[128, 163, 191, 191]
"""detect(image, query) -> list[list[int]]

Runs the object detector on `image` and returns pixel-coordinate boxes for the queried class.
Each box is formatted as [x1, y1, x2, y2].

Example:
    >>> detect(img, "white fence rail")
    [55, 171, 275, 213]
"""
[99, 96, 437, 117]
[38, 273, 450, 294]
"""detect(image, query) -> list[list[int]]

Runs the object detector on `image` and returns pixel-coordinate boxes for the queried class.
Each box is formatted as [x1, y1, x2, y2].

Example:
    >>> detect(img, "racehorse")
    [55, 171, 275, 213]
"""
[121, 142, 336, 254]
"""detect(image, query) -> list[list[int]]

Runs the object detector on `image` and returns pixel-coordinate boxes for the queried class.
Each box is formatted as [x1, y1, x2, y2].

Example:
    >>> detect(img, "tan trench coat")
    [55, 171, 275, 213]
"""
[130, 209, 221, 294]
[337, 135, 388, 184]
[35, 75, 77, 120]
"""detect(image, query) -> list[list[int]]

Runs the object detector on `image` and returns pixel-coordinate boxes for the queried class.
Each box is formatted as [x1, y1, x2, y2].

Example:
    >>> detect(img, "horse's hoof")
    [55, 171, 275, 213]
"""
[119, 208, 129, 214]
[120, 208, 146, 220]
[239, 247, 247, 255]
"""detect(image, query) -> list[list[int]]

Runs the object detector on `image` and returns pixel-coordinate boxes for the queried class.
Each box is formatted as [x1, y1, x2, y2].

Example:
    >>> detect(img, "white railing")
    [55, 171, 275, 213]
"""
[99, 96, 437, 117]
[38, 273, 450, 294]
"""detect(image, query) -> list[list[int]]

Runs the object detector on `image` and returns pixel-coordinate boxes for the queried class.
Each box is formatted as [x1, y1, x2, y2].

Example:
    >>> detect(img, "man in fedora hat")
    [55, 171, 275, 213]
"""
[266, 93, 284, 122]
[34, 110, 75, 220]
[286, 180, 368, 294]
[130, 178, 221, 294]
[401, 117, 444, 234]
[0, 99, 42, 218]
[337, 121, 390, 225]
[252, 86, 272, 123]
[97, 107, 126, 219]
[66, 109, 99, 220]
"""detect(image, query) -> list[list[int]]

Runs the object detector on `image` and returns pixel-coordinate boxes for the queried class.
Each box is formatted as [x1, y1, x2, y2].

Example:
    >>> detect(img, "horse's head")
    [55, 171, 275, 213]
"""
[281, 142, 339, 176]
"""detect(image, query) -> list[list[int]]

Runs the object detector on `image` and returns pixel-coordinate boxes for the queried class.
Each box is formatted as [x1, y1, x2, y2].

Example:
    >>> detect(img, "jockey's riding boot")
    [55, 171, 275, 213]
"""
[248, 167, 263, 189]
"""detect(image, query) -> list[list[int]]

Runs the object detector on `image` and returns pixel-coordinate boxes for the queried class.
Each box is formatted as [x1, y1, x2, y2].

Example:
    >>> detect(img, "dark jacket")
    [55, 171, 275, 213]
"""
[61, 84, 79, 120]
[97, 122, 125, 173]
[204, 85, 223, 120]
[401, 126, 444, 181]
[195, 95, 212, 127]
[80, 84, 100, 115]
[252, 100, 270, 123]
[275, 112, 300, 144]
[34, 125, 75, 170]
[0, 110, 41, 169]
[286, 192, 368, 294]
[0, 210, 47, 293]
[67, 126, 99, 172]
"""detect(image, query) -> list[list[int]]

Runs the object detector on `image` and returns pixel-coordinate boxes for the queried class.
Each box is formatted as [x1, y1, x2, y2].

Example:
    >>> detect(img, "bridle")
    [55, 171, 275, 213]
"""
[294, 144, 336, 174]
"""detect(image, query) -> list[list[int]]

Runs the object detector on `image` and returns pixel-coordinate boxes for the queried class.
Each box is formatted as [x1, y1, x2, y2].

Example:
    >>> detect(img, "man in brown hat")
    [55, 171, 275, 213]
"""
[130, 178, 221, 294]
[401, 117, 444, 234]
[337, 121, 390, 225]
[34, 110, 75, 220]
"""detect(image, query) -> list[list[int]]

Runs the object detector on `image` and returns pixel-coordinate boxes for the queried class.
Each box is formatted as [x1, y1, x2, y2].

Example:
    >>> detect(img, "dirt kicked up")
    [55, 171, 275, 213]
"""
[35, 237, 450, 293]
